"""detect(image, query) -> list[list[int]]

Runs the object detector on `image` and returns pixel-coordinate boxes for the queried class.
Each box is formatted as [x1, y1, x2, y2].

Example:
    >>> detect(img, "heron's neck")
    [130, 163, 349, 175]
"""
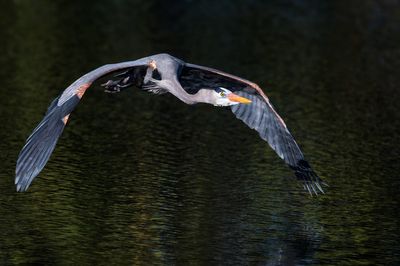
[165, 79, 214, 105]
[179, 89, 214, 105]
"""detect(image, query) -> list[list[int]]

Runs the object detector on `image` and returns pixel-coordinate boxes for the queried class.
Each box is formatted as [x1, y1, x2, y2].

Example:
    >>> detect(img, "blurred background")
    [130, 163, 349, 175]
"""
[0, 0, 399, 265]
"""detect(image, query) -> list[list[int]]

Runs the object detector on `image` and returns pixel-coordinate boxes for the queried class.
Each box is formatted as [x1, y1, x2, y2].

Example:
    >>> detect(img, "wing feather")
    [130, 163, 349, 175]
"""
[16, 103, 68, 191]
[182, 63, 325, 195]
[15, 59, 150, 191]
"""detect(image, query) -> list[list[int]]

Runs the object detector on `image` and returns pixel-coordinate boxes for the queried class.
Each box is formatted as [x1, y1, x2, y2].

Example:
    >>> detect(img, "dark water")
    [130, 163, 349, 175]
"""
[1, 1, 399, 265]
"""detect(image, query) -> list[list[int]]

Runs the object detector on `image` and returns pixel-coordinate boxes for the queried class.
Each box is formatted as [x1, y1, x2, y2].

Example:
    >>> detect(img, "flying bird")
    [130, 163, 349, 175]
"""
[16, 53, 326, 194]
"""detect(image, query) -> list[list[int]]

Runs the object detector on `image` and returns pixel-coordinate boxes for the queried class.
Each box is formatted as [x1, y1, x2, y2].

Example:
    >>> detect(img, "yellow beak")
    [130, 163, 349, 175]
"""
[228, 93, 252, 104]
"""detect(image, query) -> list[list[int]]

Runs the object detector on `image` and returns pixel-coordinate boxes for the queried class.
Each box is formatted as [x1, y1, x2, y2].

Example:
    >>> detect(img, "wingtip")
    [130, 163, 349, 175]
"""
[16, 180, 31, 192]
[291, 159, 327, 196]
[15, 167, 31, 192]
[15, 169, 39, 192]
[15, 177, 25, 192]
[303, 181, 325, 196]
[315, 182, 323, 192]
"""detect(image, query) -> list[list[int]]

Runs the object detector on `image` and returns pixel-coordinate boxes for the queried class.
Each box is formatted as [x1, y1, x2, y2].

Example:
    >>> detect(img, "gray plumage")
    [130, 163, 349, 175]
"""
[15, 53, 326, 194]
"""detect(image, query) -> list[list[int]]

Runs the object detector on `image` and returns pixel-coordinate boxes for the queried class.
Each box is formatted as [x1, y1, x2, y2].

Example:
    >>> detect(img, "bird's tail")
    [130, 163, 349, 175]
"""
[15, 98, 67, 192]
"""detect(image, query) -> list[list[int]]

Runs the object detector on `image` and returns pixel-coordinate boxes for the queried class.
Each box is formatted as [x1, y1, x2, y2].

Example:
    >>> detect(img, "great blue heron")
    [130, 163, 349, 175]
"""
[16, 53, 326, 194]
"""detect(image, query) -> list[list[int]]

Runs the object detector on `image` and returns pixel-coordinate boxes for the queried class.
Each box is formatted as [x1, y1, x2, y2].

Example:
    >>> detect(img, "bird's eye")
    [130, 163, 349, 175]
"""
[220, 92, 226, 97]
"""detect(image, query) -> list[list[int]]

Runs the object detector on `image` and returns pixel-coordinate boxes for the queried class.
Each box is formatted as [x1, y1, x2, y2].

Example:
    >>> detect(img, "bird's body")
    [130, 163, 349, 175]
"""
[16, 53, 326, 194]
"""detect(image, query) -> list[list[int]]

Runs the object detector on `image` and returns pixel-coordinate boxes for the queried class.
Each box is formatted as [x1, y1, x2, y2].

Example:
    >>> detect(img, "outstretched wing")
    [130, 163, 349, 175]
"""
[181, 63, 325, 195]
[15, 58, 150, 191]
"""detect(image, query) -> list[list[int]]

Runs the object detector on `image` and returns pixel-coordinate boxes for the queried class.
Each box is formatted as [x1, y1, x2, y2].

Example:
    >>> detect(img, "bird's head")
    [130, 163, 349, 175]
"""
[213, 87, 252, 106]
